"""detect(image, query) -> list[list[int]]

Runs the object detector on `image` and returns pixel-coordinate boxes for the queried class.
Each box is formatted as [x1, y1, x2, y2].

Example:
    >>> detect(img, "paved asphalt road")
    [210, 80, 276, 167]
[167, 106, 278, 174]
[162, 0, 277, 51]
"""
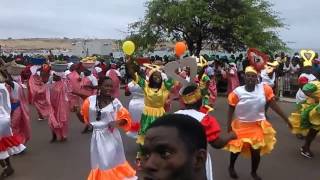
[9, 94, 320, 180]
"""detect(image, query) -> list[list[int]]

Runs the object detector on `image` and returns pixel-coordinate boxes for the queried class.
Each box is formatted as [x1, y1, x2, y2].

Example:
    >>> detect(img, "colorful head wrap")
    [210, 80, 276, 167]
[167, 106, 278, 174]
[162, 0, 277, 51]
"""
[180, 85, 202, 105]
[267, 61, 279, 67]
[144, 63, 162, 77]
[245, 66, 258, 75]
[302, 83, 317, 93]
[42, 64, 51, 73]
[298, 77, 309, 86]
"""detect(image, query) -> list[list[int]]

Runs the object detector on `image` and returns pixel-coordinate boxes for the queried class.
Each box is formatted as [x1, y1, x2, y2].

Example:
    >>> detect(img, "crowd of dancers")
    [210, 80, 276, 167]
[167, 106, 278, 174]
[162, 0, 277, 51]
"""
[0, 48, 318, 180]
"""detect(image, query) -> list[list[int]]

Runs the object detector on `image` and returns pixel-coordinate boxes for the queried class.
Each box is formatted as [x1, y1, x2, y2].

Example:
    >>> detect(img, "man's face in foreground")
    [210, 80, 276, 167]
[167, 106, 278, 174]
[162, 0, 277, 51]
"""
[141, 126, 194, 180]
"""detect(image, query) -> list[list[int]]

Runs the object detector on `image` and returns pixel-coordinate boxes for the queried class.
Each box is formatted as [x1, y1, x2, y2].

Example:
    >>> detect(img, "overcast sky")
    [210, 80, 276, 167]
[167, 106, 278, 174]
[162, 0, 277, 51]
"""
[0, 0, 319, 49]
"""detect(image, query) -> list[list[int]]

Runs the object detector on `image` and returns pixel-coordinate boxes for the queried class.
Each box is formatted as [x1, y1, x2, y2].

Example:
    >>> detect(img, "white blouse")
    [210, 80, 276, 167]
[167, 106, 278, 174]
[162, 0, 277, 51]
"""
[233, 84, 267, 122]
[128, 81, 144, 99]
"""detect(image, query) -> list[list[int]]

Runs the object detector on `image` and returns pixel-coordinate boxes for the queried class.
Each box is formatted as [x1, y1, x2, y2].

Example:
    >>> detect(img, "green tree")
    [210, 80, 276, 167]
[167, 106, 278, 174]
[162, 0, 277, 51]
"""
[128, 0, 287, 55]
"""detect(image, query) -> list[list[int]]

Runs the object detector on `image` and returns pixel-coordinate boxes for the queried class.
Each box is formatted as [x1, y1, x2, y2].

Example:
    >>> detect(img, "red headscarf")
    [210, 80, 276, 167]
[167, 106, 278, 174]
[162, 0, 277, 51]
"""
[298, 76, 309, 86]
[42, 64, 51, 73]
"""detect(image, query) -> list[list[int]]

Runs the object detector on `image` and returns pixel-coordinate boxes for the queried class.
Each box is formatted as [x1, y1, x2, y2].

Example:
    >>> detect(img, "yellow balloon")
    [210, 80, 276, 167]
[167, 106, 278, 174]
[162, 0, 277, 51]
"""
[122, 41, 135, 55]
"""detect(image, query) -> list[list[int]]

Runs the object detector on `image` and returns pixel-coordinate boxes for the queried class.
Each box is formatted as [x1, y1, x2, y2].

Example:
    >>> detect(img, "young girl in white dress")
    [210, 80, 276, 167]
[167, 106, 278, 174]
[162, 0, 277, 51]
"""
[81, 77, 137, 180]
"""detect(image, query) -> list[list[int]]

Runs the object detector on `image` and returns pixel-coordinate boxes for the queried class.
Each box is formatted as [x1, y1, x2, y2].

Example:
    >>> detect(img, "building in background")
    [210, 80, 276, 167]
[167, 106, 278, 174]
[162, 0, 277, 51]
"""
[71, 39, 116, 57]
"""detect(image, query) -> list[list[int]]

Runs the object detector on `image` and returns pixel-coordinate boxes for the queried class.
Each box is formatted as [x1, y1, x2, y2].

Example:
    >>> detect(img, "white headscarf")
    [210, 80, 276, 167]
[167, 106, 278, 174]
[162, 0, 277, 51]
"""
[31, 65, 41, 75]
[67, 62, 74, 69]
[52, 71, 66, 79]
[95, 67, 102, 73]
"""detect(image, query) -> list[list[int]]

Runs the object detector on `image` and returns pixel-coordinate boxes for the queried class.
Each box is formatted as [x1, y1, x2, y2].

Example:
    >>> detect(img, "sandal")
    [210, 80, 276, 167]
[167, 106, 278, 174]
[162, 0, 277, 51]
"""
[1, 167, 14, 178]
[300, 147, 313, 158]
[228, 167, 239, 179]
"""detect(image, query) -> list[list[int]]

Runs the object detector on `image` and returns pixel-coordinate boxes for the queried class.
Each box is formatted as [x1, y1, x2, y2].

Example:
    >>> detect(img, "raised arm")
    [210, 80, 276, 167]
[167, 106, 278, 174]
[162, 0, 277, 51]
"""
[126, 57, 139, 82]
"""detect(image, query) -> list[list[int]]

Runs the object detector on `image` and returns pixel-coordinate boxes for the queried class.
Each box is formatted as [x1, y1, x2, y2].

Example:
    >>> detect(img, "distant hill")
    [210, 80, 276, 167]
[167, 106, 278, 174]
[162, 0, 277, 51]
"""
[0, 38, 117, 50]
[0, 38, 75, 50]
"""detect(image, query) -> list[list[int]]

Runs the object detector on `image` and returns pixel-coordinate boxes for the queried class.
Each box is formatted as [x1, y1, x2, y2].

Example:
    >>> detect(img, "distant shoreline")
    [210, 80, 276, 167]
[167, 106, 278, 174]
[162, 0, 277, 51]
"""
[0, 38, 318, 56]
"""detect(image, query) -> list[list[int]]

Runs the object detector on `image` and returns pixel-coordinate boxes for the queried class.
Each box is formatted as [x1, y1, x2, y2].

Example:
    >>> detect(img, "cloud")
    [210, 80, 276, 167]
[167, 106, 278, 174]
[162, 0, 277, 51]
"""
[269, 0, 320, 49]
[0, 0, 147, 39]
[0, 0, 319, 49]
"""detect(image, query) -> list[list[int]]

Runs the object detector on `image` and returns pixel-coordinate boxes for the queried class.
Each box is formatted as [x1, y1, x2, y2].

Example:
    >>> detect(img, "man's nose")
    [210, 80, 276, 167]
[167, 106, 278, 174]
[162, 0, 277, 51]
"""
[142, 154, 159, 172]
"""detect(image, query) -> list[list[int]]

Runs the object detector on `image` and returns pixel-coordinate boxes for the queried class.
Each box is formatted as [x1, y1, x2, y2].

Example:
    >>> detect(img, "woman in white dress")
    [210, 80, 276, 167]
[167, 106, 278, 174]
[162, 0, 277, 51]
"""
[125, 81, 144, 138]
[81, 77, 136, 180]
[0, 72, 26, 178]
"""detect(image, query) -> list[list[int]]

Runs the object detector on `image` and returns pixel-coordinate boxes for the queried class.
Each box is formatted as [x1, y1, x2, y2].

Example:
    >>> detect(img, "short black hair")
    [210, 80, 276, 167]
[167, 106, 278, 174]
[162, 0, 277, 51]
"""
[181, 84, 203, 110]
[182, 84, 198, 95]
[149, 114, 207, 153]
[98, 76, 112, 87]
[148, 71, 162, 87]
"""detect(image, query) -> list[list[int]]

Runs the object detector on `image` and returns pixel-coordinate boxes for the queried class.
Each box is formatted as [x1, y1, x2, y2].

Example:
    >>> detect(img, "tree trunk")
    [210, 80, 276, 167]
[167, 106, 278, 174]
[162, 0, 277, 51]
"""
[185, 39, 195, 56]
[195, 39, 202, 57]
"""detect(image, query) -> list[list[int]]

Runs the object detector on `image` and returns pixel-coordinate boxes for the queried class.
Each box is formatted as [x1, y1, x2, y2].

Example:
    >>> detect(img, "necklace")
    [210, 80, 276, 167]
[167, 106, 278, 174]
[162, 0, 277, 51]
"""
[95, 95, 115, 121]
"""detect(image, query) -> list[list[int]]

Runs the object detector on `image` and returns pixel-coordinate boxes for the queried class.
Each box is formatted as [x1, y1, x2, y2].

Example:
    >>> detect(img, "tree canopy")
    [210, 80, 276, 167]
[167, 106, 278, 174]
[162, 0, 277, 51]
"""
[128, 0, 287, 55]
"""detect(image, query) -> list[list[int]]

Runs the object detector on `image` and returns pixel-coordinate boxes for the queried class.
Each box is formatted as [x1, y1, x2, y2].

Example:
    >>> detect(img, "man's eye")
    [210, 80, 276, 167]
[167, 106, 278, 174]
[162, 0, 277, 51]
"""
[160, 151, 172, 159]
[141, 151, 150, 160]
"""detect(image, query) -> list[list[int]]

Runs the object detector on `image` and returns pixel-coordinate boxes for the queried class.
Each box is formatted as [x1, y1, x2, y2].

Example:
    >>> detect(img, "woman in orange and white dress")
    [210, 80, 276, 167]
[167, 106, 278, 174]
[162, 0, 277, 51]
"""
[81, 77, 136, 180]
[225, 66, 291, 180]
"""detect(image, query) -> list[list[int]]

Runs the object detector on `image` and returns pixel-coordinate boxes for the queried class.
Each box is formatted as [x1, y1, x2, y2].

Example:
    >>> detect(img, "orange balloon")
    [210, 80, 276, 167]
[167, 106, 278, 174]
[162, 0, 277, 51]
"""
[175, 42, 187, 57]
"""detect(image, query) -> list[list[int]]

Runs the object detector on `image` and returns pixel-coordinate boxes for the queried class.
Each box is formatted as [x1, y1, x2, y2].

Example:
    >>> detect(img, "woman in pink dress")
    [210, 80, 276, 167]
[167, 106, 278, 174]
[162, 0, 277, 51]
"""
[106, 64, 121, 99]
[48, 72, 70, 142]
[75, 69, 97, 134]
[208, 76, 218, 106]
[80, 69, 98, 98]
[6, 78, 30, 144]
[206, 65, 218, 106]
[227, 63, 240, 95]
[28, 65, 51, 121]
[66, 66, 82, 111]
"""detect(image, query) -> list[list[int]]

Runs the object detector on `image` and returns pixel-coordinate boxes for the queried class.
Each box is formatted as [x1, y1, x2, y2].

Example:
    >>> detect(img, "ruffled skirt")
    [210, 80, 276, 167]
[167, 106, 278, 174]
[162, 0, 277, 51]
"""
[0, 134, 26, 159]
[88, 161, 136, 180]
[289, 103, 320, 136]
[224, 120, 276, 157]
[137, 106, 165, 145]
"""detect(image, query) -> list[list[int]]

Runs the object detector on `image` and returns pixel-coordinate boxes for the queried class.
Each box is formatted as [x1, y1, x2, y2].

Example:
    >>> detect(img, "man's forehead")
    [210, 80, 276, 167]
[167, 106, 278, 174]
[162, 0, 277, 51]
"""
[144, 127, 179, 144]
